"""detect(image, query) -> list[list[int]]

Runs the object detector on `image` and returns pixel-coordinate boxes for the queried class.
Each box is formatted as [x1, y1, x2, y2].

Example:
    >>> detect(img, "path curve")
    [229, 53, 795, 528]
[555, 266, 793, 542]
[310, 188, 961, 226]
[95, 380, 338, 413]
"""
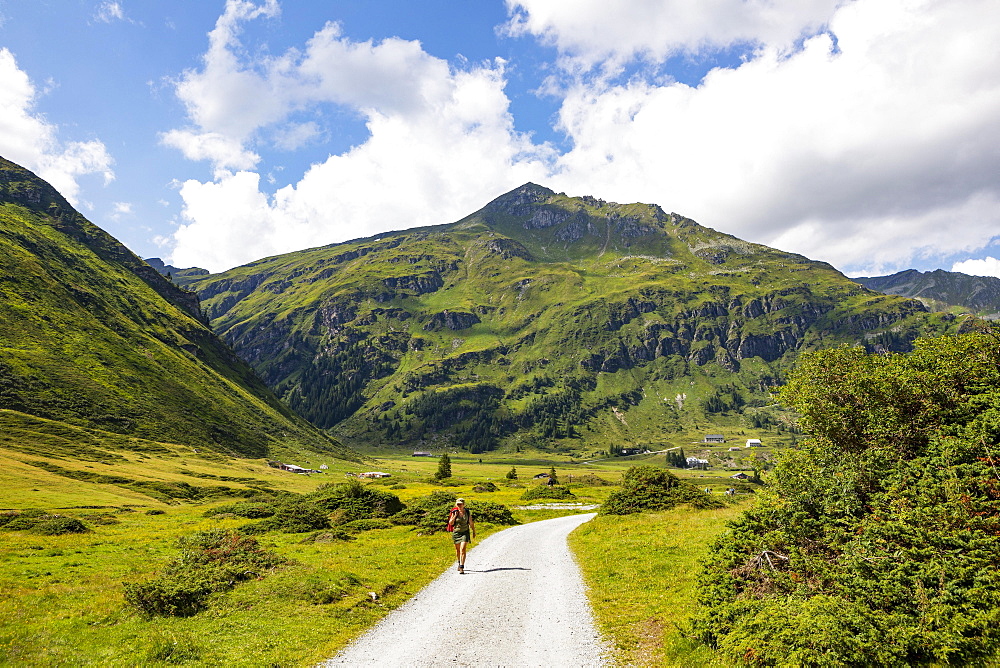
[321, 513, 609, 667]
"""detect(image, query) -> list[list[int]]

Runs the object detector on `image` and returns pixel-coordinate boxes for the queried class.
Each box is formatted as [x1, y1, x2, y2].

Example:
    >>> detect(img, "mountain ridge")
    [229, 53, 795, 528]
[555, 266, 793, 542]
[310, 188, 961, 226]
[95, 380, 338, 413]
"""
[855, 268, 1000, 317]
[0, 156, 356, 461]
[186, 183, 955, 453]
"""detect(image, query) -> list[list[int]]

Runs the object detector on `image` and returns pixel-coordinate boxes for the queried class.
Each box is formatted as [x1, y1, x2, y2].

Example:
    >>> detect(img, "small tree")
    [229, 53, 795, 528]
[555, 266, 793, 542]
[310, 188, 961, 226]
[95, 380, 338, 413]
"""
[435, 453, 452, 480]
[548, 466, 558, 484]
[506, 466, 518, 480]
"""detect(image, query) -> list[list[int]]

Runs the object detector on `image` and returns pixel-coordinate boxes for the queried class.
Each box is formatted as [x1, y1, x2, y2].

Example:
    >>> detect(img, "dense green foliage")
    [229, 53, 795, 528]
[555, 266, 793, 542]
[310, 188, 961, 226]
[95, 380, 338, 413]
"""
[694, 332, 1000, 665]
[600, 465, 723, 515]
[0, 157, 354, 460]
[123, 530, 286, 616]
[1, 511, 91, 534]
[309, 479, 404, 522]
[188, 183, 956, 454]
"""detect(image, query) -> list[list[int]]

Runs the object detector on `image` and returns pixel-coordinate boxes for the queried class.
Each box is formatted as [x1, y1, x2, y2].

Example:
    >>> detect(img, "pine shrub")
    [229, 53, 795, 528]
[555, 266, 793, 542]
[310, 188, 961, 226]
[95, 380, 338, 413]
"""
[521, 484, 577, 501]
[600, 465, 722, 515]
[124, 530, 285, 616]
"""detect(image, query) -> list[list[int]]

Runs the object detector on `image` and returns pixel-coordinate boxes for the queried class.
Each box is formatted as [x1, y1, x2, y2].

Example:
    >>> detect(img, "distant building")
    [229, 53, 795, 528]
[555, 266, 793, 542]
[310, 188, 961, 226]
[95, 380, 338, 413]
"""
[731, 472, 751, 480]
[746, 439, 763, 447]
[620, 447, 643, 456]
[686, 457, 710, 470]
[727, 447, 742, 451]
[358, 471, 392, 479]
[411, 451, 433, 457]
[704, 434, 725, 443]
[280, 464, 316, 474]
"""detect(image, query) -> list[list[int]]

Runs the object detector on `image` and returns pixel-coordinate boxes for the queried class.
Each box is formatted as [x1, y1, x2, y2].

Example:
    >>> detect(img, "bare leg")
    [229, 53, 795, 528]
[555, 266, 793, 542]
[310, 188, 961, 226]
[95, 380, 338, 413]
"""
[458, 540, 468, 566]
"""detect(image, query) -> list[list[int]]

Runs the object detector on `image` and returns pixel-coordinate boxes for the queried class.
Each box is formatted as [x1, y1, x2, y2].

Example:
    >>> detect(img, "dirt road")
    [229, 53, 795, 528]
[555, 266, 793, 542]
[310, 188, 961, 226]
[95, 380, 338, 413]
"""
[321, 512, 609, 667]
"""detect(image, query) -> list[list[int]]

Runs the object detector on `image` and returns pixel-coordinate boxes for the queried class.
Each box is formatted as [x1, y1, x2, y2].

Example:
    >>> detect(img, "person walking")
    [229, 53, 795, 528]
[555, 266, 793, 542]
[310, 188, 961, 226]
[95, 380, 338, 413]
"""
[448, 498, 476, 573]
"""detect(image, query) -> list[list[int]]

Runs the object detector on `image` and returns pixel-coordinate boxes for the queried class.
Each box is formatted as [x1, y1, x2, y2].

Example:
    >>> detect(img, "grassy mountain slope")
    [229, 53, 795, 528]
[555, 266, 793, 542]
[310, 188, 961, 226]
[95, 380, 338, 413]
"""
[855, 268, 1000, 317]
[189, 184, 956, 454]
[0, 156, 354, 461]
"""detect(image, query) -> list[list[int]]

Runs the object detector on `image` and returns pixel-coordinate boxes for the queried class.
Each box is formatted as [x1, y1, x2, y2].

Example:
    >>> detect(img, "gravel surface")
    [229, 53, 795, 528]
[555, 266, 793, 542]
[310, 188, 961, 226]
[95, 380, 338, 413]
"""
[321, 513, 610, 667]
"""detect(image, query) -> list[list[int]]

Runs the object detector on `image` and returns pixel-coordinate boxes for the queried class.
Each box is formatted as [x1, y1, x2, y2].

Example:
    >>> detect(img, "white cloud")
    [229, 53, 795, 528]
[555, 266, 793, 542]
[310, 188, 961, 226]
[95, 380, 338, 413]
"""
[505, 0, 845, 73]
[537, 0, 1000, 273]
[166, 2, 553, 271]
[95, 2, 127, 23]
[952, 257, 1000, 279]
[0, 48, 113, 204]
[166, 0, 1000, 276]
[160, 128, 260, 172]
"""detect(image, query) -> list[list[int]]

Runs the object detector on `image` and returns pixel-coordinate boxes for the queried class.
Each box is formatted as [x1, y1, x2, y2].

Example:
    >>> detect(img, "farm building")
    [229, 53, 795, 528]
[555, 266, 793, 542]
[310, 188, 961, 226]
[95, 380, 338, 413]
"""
[704, 434, 725, 443]
[746, 439, 763, 447]
[358, 471, 392, 479]
[731, 472, 751, 480]
[687, 457, 710, 470]
[280, 464, 317, 474]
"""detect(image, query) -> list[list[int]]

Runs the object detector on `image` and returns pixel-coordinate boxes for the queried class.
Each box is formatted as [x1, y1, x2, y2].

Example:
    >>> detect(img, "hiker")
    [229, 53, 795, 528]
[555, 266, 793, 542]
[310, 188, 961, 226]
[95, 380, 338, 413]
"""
[448, 498, 476, 574]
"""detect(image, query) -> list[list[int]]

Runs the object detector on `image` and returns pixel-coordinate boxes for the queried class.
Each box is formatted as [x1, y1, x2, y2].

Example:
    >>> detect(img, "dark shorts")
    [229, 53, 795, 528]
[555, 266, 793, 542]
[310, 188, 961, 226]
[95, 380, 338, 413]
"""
[452, 530, 470, 544]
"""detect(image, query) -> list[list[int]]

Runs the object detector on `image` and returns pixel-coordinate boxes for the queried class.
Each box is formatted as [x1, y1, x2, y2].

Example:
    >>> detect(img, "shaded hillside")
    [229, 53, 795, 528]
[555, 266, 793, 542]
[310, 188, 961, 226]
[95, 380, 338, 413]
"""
[189, 184, 956, 453]
[0, 156, 355, 460]
[855, 268, 1000, 317]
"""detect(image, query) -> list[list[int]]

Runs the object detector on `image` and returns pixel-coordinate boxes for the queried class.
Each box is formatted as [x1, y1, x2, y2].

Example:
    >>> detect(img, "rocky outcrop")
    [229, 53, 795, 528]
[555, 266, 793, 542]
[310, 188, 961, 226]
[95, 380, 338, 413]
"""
[382, 271, 445, 295]
[423, 310, 481, 331]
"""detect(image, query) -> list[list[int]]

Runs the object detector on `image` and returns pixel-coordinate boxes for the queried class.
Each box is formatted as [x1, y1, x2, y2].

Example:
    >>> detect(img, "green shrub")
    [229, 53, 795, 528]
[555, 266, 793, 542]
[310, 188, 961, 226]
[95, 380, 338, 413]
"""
[466, 500, 518, 525]
[3, 516, 40, 531]
[204, 501, 276, 519]
[388, 491, 456, 534]
[31, 517, 90, 535]
[145, 509, 166, 515]
[0, 511, 19, 527]
[344, 518, 394, 532]
[124, 530, 285, 616]
[472, 482, 498, 493]
[521, 484, 577, 501]
[600, 465, 722, 515]
[694, 334, 1000, 664]
[309, 480, 404, 522]
[245, 499, 329, 534]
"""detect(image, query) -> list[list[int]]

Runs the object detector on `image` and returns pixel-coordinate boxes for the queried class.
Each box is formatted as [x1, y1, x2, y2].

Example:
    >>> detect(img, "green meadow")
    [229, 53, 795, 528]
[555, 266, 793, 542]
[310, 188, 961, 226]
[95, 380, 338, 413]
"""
[0, 424, 752, 666]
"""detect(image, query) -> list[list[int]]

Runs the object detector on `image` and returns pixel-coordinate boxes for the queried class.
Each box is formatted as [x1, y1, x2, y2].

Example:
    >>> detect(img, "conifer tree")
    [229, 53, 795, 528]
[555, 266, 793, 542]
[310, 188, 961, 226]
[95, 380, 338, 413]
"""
[435, 453, 452, 480]
[506, 466, 518, 480]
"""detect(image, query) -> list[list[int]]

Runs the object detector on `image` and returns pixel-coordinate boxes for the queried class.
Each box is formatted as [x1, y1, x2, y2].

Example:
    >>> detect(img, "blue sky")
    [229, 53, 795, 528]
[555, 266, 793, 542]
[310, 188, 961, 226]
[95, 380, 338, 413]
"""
[2, 0, 1000, 278]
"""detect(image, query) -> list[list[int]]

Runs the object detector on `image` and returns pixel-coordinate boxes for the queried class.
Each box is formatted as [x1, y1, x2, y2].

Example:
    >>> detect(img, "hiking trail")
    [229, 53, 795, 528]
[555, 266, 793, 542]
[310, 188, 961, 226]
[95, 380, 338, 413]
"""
[321, 512, 609, 667]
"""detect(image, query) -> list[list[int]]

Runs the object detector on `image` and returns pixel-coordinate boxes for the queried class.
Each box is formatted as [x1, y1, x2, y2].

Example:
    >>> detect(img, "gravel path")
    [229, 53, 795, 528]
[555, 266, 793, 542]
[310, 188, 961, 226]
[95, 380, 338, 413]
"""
[321, 513, 610, 667]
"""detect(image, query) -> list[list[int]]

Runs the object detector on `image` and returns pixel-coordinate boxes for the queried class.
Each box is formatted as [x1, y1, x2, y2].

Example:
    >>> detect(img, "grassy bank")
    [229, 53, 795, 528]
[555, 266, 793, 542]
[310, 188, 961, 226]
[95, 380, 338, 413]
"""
[570, 503, 746, 666]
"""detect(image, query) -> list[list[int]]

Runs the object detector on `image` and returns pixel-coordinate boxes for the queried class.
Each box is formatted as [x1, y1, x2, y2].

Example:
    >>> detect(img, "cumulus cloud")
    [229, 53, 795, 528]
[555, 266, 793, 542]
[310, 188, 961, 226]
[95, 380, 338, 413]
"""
[505, 0, 845, 72]
[536, 0, 1000, 274]
[165, 0, 1000, 276]
[953, 257, 1000, 279]
[0, 48, 113, 204]
[166, 1, 552, 271]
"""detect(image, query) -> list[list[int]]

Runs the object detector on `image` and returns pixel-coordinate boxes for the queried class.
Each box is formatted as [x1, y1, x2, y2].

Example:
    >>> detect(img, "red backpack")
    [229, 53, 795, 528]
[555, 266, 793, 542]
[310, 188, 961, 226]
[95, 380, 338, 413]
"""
[446, 506, 462, 532]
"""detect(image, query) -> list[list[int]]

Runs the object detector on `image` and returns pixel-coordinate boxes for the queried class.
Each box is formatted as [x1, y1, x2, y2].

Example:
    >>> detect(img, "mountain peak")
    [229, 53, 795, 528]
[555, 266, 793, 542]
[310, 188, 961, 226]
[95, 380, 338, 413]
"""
[483, 183, 556, 215]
